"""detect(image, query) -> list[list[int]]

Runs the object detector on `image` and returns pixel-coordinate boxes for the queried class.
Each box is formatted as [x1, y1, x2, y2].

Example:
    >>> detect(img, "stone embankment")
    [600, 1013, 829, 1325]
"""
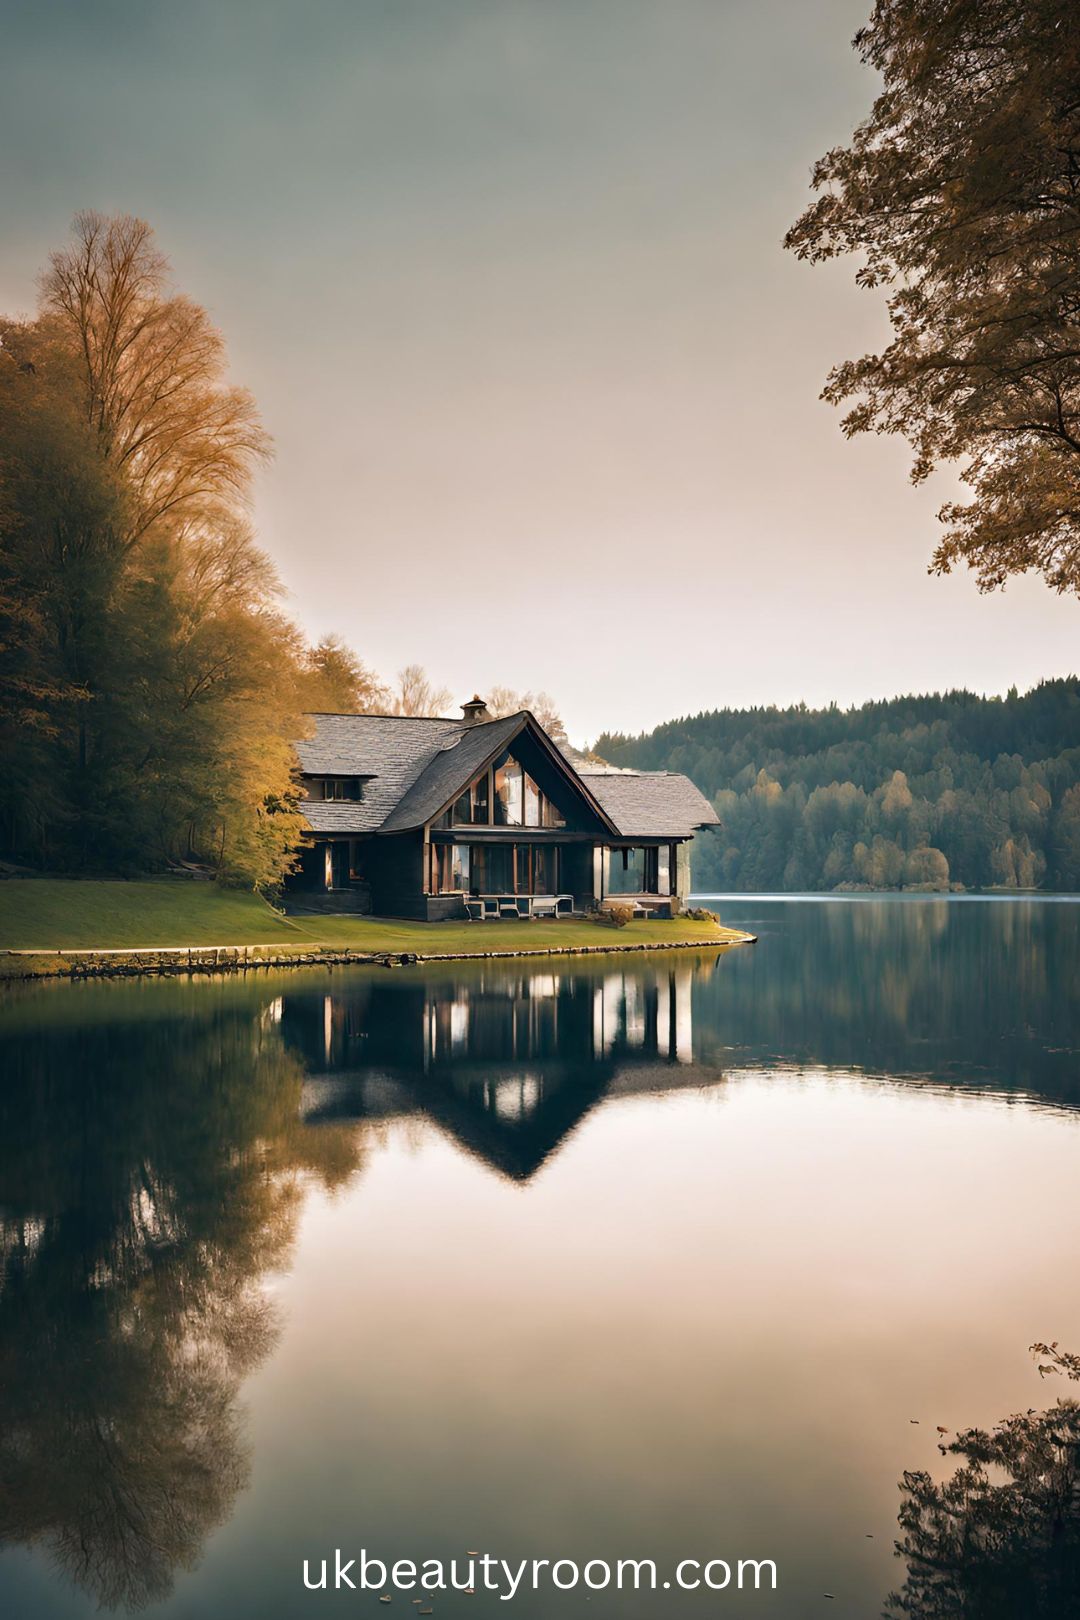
[0, 933, 756, 982]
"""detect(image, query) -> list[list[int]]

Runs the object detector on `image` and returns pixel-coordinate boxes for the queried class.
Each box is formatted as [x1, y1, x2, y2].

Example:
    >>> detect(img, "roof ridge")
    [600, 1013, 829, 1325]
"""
[302, 710, 464, 722]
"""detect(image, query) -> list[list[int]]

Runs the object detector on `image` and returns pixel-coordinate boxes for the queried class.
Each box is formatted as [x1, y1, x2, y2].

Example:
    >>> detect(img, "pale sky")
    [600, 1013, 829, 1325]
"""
[2, 0, 1076, 742]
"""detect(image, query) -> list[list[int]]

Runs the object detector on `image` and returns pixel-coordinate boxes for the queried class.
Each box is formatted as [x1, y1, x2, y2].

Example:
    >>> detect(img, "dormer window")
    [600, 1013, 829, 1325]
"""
[309, 776, 365, 802]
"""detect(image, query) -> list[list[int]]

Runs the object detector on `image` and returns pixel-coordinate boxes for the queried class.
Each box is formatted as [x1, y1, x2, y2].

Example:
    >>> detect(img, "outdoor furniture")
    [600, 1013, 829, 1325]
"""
[466, 893, 576, 919]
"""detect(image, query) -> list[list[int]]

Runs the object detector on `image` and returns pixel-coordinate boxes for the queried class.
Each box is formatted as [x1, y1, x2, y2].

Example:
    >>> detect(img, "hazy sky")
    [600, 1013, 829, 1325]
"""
[2, 0, 1076, 741]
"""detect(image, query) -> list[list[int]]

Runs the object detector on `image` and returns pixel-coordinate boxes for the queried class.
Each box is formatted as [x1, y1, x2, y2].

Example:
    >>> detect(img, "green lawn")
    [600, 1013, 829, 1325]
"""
[0, 880, 303, 950]
[0, 878, 741, 955]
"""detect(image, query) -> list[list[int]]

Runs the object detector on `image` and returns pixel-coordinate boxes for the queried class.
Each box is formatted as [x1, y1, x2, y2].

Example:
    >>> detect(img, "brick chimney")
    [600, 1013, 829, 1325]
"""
[461, 694, 490, 725]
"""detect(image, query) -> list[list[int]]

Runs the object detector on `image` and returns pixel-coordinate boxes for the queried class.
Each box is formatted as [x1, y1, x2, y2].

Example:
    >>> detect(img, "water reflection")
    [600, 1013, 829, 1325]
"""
[886, 1344, 1080, 1619]
[0, 1007, 365, 1609]
[0, 960, 714, 1607]
[1, 900, 1078, 1617]
[283, 960, 711, 1180]
[697, 896, 1080, 1106]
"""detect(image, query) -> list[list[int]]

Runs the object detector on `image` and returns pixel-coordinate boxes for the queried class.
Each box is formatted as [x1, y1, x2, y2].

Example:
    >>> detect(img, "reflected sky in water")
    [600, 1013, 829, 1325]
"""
[1, 898, 1079, 1619]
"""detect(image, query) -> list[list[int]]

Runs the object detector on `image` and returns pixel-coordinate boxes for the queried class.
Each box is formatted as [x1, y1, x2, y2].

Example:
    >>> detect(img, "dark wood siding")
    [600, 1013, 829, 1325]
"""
[367, 831, 429, 918]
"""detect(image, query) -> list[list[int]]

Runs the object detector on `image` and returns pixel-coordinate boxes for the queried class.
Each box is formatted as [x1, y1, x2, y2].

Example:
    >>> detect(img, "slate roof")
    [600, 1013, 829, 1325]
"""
[297, 711, 716, 840]
[380, 713, 523, 832]
[297, 714, 465, 834]
[301, 799, 380, 834]
[578, 770, 719, 839]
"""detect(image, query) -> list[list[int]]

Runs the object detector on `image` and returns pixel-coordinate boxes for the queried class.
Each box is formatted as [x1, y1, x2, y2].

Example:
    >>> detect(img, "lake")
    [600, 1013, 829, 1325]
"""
[1, 896, 1078, 1618]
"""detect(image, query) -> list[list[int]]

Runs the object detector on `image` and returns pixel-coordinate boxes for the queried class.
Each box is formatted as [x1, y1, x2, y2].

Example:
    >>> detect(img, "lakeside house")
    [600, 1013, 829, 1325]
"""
[287, 696, 718, 919]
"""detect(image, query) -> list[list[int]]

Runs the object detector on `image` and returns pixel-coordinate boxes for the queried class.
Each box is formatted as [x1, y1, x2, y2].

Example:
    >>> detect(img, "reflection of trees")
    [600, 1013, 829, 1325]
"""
[885, 1345, 1080, 1619]
[0, 998, 366, 1610]
[697, 900, 1080, 1106]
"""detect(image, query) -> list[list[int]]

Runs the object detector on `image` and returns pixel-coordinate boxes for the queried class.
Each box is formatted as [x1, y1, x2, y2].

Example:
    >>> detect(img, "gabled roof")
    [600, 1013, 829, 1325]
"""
[296, 710, 716, 841]
[379, 714, 522, 832]
[578, 769, 719, 838]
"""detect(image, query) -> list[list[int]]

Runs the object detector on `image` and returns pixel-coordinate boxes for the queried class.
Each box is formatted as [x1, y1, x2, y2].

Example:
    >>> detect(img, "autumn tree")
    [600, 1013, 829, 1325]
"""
[0, 214, 310, 885]
[298, 634, 391, 714]
[786, 0, 1080, 594]
[390, 662, 451, 716]
[485, 685, 568, 741]
[40, 211, 268, 549]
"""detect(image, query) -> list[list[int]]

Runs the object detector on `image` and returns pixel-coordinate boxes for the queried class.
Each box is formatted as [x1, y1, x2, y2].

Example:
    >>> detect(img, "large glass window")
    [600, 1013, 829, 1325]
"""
[471, 843, 514, 893]
[541, 793, 566, 828]
[606, 846, 660, 894]
[466, 843, 560, 894]
[450, 844, 470, 891]
[441, 758, 564, 830]
[430, 843, 472, 893]
[494, 757, 523, 825]
[451, 775, 489, 824]
[532, 844, 559, 894]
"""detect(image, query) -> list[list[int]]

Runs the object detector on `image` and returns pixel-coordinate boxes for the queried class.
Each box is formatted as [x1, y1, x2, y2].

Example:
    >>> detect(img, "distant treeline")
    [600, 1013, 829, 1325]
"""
[596, 681, 1080, 892]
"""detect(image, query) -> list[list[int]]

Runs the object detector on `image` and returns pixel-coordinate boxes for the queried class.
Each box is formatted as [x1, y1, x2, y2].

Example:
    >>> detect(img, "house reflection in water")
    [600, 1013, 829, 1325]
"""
[280, 958, 719, 1181]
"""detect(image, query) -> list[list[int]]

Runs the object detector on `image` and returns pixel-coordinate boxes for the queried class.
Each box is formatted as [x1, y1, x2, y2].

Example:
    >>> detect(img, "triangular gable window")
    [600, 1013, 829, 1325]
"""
[434, 749, 567, 829]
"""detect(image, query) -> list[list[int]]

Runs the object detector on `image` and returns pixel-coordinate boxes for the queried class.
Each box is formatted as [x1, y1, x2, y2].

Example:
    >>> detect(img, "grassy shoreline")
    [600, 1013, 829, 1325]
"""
[0, 879, 749, 977]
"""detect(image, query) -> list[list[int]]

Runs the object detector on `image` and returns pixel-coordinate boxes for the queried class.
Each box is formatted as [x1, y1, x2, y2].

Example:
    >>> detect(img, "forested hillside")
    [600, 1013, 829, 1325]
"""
[596, 682, 1080, 892]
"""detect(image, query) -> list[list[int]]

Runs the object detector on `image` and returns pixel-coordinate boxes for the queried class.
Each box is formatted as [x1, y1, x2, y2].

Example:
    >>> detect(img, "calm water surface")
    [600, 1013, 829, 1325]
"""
[2, 897, 1079, 1619]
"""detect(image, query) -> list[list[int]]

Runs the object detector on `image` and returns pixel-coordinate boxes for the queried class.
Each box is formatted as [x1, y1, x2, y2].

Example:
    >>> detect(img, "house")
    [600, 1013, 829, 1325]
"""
[286, 696, 718, 919]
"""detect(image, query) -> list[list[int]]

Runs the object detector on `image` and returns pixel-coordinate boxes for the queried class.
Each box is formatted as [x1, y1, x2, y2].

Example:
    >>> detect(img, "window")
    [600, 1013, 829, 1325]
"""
[314, 777, 364, 802]
[450, 774, 490, 825]
[471, 843, 513, 894]
[440, 757, 566, 830]
[466, 844, 559, 895]
[494, 756, 523, 825]
[450, 844, 470, 891]
[532, 844, 559, 894]
[605, 846, 661, 894]
[541, 793, 566, 828]
[492, 755, 552, 827]
[429, 843, 471, 893]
